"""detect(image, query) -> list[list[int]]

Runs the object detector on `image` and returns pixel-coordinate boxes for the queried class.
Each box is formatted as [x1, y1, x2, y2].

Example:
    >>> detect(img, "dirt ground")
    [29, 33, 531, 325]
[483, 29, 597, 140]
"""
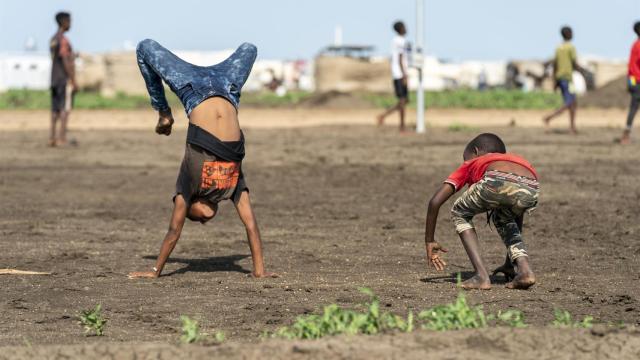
[1, 108, 639, 358]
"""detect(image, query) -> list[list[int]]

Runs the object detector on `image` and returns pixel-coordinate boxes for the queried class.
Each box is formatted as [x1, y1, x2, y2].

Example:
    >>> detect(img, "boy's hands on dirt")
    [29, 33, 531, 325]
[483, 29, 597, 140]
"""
[127, 271, 159, 279]
[426, 242, 448, 271]
[155, 110, 174, 136]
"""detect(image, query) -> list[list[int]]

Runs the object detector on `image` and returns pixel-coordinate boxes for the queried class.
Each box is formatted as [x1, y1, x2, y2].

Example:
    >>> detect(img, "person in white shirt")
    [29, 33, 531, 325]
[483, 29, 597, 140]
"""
[377, 21, 410, 132]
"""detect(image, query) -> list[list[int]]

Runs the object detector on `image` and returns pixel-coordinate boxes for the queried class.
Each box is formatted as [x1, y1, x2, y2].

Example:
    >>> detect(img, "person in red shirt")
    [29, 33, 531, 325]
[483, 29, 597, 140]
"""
[424, 133, 539, 290]
[619, 21, 640, 145]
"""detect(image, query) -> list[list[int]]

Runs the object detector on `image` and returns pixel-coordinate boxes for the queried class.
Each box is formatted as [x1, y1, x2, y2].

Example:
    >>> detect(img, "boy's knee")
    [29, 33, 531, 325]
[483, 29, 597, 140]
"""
[136, 38, 158, 55]
[451, 207, 474, 233]
[239, 42, 258, 56]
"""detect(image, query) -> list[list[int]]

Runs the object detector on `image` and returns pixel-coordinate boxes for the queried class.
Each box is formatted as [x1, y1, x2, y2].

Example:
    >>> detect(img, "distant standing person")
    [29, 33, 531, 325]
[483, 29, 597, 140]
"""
[377, 21, 410, 133]
[618, 21, 640, 145]
[542, 26, 586, 135]
[49, 11, 77, 147]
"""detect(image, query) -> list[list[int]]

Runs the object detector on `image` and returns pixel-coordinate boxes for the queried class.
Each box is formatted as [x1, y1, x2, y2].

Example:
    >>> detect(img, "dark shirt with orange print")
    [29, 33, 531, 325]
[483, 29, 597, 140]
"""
[175, 143, 248, 208]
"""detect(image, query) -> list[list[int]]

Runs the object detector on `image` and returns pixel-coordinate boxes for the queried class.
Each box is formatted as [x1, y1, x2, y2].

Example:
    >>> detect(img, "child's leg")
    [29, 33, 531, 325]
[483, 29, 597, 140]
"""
[212, 42, 258, 91]
[458, 229, 491, 289]
[622, 87, 640, 143]
[492, 214, 523, 281]
[492, 210, 536, 289]
[136, 39, 196, 112]
[451, 184, 494, 289]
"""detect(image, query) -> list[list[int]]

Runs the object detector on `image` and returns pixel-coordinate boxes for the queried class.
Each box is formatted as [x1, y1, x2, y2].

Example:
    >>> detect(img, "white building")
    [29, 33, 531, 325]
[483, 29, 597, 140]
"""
[0, 52, 51, 91]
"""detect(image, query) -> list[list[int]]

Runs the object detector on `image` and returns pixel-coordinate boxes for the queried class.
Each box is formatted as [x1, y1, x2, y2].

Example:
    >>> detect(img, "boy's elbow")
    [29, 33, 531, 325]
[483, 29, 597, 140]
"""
[428, 197, 442, 212]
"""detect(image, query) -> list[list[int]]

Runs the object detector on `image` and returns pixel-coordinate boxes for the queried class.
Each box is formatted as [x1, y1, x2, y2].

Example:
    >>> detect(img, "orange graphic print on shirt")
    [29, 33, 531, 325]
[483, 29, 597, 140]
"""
[201, 161, 240, 190]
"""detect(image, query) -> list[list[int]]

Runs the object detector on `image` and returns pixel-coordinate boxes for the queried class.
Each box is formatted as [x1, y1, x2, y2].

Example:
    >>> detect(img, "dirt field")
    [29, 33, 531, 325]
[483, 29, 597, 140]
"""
[1, 108, 639, 358]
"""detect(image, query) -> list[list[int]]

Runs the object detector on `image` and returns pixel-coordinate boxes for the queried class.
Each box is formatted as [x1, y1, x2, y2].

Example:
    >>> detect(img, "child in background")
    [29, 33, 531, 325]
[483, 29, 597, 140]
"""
[377, 21, 411, 132]
[619, 21, 640, 144]
[543, 26, 587, 134]
[424, 133, 539, 290]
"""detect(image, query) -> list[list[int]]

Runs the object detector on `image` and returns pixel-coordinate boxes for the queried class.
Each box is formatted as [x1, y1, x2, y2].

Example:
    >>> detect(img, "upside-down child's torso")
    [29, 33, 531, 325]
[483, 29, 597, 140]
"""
[189, 96, 241, 141]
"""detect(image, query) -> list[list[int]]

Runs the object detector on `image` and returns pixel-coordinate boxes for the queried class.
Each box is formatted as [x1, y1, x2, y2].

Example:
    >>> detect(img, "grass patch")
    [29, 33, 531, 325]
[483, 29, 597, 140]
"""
[180, 315, 225, 344]
[363, 89, 561, 110]
[240, 90, 312, 107]
[78, 304, 107, 336]
[552, 309, 594, 329]
[271, 283, 536, 340]
[271, 288, 413, 340]
[419, 292, 488, 331]
[447, 122, 476, 132]
[0, 89, 561, 110]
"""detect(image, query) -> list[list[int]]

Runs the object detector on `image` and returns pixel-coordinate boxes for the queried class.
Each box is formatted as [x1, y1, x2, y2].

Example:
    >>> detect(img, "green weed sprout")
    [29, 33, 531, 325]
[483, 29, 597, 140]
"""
[180, 315, 225, 344]
[79, 304, 107, 336]
[180, 316, 201, 344]
[552, 309, 593, 328]
[419, 292, 488, 331]
[273, 288, 413, 340]
[496, 310, 527, 328]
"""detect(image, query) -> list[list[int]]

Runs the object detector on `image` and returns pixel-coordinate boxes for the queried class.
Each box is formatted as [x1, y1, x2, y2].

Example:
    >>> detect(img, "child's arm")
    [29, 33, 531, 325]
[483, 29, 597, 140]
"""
[424, 183, 455, 271]
[234, 191, 277, 278]
[128, 195, 188, 278]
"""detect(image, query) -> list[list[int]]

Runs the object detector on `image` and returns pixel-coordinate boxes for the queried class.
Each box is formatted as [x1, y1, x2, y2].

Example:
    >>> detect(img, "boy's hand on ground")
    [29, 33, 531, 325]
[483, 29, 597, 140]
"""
[127, 271, 158, 279]
[155, 110, 174, 136]
[426, 242, 448, 271]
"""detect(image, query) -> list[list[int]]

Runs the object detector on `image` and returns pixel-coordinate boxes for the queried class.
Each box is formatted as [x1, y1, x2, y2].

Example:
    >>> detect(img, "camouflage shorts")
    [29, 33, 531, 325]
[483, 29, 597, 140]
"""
[451, 170, 539, 262]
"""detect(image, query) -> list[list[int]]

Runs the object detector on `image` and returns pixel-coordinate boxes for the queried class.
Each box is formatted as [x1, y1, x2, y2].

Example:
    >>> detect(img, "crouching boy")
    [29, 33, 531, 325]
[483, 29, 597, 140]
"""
[424, 133, 539, 290]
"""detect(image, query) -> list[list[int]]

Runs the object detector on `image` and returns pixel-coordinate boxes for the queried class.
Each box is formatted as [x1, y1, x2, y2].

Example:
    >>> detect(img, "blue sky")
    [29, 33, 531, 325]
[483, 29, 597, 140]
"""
[0, 0, 638, 60]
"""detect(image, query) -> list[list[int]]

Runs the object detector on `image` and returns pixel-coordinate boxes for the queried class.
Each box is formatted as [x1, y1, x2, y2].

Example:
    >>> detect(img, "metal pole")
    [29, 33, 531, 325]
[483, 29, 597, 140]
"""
[415, 0, 426, 133]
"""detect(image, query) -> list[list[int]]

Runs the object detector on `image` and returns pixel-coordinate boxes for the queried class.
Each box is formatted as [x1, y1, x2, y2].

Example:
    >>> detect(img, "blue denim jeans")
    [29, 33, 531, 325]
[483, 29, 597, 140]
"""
[136, 39, 257, 115]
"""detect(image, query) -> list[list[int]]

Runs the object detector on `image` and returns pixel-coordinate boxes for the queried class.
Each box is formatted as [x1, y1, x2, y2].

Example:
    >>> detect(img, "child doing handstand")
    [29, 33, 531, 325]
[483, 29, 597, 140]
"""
[128, 39, 275, 279]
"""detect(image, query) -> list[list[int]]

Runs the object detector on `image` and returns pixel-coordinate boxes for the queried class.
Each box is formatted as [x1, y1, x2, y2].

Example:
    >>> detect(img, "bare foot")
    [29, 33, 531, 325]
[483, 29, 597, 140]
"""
[460, 275, 491, 290]
[505, 272, 536, 289]
[128, 271, 158, 279]
[251, 271, 279, 278]
[492, 263, 516, 282]
[617, 136, 631, 145]
[542, 116, 551, 132]
[48, 139, 57, 147]
[570, 128, 578, 135]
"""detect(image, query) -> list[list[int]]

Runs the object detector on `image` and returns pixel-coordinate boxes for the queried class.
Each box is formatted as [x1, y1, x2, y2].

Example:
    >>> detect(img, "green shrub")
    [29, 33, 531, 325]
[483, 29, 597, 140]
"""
[552, 309, 593, 328]
[418, 292, 488, 331]
[180, 315, 225, 344]
[496, 310, 527, 328]
[78, 304, 107, 336]
[272, 288, 413, 340]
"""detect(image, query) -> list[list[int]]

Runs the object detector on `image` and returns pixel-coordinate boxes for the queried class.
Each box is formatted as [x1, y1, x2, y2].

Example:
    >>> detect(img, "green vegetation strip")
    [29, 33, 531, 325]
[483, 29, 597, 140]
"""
[0, 89, 561, 110]
[77, 288, 599, 341]
[267, 287, 594, 340]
